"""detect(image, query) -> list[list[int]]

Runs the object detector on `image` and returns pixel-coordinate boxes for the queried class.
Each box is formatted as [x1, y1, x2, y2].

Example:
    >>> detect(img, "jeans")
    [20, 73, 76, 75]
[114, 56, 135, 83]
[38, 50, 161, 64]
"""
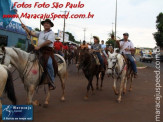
[47, 57, 55, 82]
[125, 54, 137, 73]
[96, 52, 104, 68]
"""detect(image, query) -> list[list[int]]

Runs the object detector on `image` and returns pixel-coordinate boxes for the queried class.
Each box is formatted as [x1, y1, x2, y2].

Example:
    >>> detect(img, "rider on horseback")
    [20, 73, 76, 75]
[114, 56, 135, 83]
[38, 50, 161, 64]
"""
[21, 19, 57, 90]
[54, 37, 64, 56]
[116, 33, 137, 78]
[81, 40, 88, 49]
[91, 36, 105, 71]
[101, 40, 107, 57]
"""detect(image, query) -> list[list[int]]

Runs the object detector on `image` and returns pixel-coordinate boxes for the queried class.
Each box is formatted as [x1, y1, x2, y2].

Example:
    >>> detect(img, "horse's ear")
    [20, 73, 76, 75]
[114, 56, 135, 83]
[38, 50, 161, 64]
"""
[1, 46, 5, 52]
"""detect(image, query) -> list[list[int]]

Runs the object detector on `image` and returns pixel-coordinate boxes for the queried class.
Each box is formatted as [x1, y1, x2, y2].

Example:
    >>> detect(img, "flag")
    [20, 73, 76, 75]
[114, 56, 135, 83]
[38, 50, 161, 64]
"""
[0, 0, 17, 28]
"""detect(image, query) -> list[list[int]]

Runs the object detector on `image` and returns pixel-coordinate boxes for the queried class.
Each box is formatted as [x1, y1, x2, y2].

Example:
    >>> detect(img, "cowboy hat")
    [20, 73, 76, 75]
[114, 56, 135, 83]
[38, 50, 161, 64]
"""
[41, 19, 54, 27]
[93, 36, 100, 42]
[55, 37, 60, 40]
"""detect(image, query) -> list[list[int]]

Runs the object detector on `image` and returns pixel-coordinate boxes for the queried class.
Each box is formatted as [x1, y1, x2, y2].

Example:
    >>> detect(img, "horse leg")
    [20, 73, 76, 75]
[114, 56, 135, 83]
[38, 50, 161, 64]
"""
[59, 75, 66, 101]
[117, 77, 125, 103]
[123, 77, 128, 94]
[84, 77, 92, 100]
[96, 74, 99, 90]
[90, 81, 95, 95]
[100, 72, 104, 91]
[27, 86, 40, 106]
[43, 88, 50, 108]
[113, 78, 118, 95]
[129, 73, 134, 92]
[0, 75, 7, 121]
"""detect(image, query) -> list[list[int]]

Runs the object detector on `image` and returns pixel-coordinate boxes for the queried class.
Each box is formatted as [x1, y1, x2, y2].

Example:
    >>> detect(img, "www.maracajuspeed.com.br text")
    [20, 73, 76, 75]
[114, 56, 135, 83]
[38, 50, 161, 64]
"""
[3, 12, 94, 20]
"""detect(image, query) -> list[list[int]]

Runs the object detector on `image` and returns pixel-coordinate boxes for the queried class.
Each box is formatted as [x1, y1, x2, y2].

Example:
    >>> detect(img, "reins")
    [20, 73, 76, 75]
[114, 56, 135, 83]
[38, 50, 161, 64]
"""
[108, 55, 126, 79]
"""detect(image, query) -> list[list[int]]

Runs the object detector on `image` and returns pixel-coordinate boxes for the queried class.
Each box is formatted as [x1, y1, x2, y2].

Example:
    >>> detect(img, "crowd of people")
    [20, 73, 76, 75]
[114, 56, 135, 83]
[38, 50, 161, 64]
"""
[21, 18, 137, 89]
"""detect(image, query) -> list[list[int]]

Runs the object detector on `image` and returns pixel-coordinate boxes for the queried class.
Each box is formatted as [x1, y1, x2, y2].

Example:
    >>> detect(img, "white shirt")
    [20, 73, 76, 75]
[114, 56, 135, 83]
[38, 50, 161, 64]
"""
[35, 30, 55, 47]
[88, 45, 91, 49]
[120, 40, 134, 54]
[101, 44, 106, 50]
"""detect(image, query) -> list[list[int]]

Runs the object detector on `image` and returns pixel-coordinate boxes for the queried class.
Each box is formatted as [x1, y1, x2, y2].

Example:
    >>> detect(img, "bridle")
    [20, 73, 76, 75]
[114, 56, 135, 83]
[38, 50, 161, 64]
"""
[0, 50, 6, 64]
[107, 58, 118, 76]
[108, 56, 126, 79]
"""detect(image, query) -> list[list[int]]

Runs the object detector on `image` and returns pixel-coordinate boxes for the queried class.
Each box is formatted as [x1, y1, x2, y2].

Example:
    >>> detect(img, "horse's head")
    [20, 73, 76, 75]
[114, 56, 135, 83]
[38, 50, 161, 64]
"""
[106, 50, 118, 76]
[0, 46, 11, 66]
[76, 48, 90, 69]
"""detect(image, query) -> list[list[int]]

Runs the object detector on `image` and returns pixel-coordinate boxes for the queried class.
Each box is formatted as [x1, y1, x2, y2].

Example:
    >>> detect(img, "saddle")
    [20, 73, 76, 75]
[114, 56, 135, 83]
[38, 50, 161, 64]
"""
[92, 54, 100, 65]
[27, 44, 61, 85]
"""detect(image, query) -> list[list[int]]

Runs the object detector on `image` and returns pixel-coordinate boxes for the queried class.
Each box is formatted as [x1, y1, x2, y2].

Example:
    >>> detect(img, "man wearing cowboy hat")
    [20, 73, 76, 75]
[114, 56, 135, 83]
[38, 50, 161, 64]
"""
[91, 36, 105, 71]
[54, 37, 63, 56]
[21, 19, 57, 90]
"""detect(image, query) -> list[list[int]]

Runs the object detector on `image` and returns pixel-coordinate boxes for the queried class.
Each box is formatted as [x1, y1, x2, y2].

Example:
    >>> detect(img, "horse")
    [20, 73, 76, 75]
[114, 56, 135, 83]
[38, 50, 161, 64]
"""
[0, 47, 67, 107]
[63, 50, 72, 65]
[126, 58, 135, 92]
[0, 65, 17, 120]
[74, 47, 80, 64]
[76, 49, 105, 100]
[106, 50, 127, 103]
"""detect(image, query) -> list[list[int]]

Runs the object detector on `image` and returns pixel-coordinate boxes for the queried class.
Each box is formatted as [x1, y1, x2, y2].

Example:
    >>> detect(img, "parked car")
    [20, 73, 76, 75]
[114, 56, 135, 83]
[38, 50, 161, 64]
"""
[140, 54, 153, 63]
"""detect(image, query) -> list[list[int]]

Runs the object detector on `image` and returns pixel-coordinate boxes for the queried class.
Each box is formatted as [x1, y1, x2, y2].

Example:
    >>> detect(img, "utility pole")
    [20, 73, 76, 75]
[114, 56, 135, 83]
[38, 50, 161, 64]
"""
[60, 11, 69, 42]
[115, 0, 117, 40]
[112, 22, 114, 32]
[83, 28, 86, 41]
[40, 18, 41, 31]
[90, 33, 92, 44]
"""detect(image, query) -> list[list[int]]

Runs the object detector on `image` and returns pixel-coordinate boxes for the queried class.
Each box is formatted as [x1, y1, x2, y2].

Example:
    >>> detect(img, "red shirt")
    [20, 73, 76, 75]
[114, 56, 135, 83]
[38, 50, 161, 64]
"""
[63, 45, 69, 50]
[54, 41, 63, 51]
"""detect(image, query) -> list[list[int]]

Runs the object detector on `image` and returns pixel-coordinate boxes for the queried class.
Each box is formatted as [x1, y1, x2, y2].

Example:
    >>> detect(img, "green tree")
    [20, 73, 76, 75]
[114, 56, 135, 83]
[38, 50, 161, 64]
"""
[65, 32, 76, 42]
[153, 12, 163, 49]
[35, 28, 40, 32]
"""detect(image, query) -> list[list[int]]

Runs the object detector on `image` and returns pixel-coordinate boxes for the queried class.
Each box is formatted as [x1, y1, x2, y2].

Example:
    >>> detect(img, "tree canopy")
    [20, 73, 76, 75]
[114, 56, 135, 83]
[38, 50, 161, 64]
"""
[65, 32, 80, 44]
[153, 12, 163, 49]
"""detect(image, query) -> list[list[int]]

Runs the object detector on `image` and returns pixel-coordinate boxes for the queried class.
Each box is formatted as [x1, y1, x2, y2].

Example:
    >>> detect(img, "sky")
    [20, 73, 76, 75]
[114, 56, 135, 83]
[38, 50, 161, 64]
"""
[12, 0, 163, 48]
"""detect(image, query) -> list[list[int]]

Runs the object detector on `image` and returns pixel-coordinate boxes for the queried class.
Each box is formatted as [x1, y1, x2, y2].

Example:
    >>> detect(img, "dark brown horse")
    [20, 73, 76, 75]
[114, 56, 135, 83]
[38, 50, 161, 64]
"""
[76, 49, 105, 100]
[64, 49, 74, 66]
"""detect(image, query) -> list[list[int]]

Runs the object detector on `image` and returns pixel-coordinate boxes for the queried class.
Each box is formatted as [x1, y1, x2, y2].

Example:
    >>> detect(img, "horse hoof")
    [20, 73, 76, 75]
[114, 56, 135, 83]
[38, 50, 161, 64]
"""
[43, 104, 48, 108]
[84, 96, 88, 100]
[123, 91, 126, 95]
[128, 88, 132, 92]
[96, 87, 99, 90]
[114, 92, 119, 95]
[116, 99, 121, 103]
[33, 100, 40, 106]
[61, 97, 65, 102]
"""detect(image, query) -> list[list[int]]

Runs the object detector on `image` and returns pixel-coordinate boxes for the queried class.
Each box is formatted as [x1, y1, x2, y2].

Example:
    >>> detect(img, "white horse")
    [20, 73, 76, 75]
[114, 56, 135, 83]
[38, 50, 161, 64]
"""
[0, 64, 17, 120]
[106, 50, 127, 103]
[0, 47, 67, 107]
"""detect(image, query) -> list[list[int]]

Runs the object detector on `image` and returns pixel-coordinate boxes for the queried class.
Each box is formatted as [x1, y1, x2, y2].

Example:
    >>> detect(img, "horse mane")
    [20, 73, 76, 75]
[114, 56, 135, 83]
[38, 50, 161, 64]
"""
[12, 48, 29, 57]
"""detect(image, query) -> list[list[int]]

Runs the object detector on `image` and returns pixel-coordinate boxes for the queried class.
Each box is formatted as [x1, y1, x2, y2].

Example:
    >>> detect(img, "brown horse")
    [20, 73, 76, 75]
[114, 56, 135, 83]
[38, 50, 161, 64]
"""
[76, 49, 105, 100]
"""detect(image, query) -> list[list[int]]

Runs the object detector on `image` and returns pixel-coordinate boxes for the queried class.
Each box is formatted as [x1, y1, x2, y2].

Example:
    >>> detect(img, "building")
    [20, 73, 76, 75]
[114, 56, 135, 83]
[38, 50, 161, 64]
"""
[0, 21, 32, 50]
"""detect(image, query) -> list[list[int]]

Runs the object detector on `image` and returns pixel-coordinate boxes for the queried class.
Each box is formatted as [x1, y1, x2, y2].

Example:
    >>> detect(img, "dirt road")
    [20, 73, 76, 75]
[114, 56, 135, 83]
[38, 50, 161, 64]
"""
[3, 64, 163, 122]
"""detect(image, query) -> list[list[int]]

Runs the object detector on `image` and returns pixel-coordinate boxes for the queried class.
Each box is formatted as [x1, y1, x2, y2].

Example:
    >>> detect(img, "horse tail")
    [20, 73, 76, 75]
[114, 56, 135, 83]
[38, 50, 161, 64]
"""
[4, 70, 17, 105]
